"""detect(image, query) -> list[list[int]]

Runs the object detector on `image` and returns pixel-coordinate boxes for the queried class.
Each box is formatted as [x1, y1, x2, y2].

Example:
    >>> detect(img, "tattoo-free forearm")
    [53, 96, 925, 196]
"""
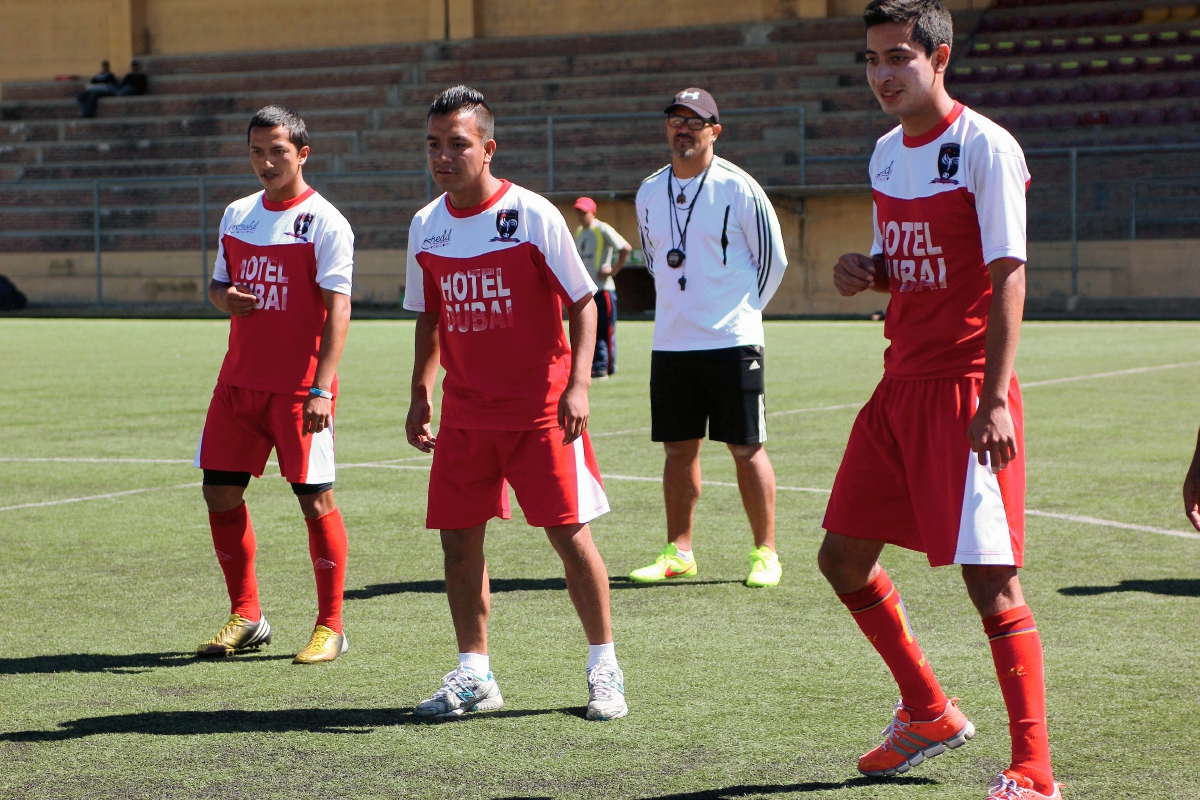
[312, 290, 351, 391]
[411, 312, 441, 402]
[981, 259, 1026, 406]
[566, 296, 597, 388]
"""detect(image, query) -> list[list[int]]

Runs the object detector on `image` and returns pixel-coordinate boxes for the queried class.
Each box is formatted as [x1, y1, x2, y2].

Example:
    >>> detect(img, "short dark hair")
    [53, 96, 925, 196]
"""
[428, 85, 495, 141]
[864, 0, 954, 56]
[247, 105, 309, 149]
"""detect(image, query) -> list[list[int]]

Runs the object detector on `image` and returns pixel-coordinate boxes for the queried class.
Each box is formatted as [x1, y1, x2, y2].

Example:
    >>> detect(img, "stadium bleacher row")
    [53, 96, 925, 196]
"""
[2, 1, 1199, 270]
[957, 0, 1200, 141]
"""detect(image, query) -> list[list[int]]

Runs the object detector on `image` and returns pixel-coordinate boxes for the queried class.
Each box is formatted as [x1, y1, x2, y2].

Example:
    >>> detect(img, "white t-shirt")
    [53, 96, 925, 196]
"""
[635, 156, 788, 351]
[574, 219, 630, 292]
[403, 180, 597, 430]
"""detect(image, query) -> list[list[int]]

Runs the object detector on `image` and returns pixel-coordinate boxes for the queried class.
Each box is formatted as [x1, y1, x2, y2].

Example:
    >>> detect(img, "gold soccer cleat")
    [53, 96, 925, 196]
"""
[293, 625, 349, 664]
[196, 613, 272, 657]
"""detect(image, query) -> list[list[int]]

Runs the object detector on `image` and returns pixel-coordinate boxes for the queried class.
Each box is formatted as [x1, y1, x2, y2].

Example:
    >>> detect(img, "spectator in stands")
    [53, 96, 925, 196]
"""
[77, 60, 148, 118]
[77, 61, 117, 117]
[573, 196, 631, 378]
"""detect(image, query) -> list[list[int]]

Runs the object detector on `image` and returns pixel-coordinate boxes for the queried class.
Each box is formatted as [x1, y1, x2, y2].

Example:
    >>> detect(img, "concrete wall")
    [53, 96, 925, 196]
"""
[0, 0, 848, 83]
[0, 0, 112, 84]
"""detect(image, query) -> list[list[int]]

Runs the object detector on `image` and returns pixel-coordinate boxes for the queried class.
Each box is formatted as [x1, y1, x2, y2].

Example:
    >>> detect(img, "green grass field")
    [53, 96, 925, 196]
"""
[1, 318, 1198, 800]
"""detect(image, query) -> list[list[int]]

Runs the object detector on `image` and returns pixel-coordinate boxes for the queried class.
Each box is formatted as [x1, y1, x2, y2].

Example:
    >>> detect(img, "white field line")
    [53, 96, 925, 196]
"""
[1025, 509, 1200, 540]
[590, 401, 863, 438]
[601, 473, 831, 494]
[0, 457, 192, 464]
[1022, 360, 1200, 388]
[0, 482, 201, 513]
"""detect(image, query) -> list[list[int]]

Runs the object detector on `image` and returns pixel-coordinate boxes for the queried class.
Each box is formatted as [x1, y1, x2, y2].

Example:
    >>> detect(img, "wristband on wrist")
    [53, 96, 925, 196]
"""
[308, 387, 334, 400]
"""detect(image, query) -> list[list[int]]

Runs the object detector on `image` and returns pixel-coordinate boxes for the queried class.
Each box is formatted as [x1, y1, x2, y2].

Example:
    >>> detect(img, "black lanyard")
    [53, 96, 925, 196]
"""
[666, 166, 710, 289]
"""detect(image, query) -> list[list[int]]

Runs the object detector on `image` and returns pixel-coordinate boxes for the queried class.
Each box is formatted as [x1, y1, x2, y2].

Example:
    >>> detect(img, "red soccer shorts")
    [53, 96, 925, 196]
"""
[193, 382, 337, 484]
[823, 375, 1025, 568]
[426, 426, 609, 530]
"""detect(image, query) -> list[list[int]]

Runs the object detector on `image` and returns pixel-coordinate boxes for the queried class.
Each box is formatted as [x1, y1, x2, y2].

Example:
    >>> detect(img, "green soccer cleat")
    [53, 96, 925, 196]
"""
[629, 543, 697, 583]
[745, 546, 782, 587]
[196, 613, 272, 657]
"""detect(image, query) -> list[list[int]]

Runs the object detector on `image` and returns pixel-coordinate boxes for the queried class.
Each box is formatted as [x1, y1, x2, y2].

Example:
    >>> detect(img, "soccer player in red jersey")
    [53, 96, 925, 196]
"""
[194, 106, 355, 665]
[819, 2, 1061, 798]
[404, 86, 626, 721]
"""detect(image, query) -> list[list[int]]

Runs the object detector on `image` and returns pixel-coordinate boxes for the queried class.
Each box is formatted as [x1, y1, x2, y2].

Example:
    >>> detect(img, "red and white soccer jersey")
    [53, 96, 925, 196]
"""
[195, 187, 353, 484]
[404, 180, 608, 528]
[869, 102, 1030, 380]
[404, 180, 598, 430]
[824, 104, 1030, 567]
[213, 187, 354, 393]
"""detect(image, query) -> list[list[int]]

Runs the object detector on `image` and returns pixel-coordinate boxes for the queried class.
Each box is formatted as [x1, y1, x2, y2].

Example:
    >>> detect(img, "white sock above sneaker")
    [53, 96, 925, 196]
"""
[675, 547, 694, 562]
[587, 642, 617, 670]
[459, 651, 490, 677]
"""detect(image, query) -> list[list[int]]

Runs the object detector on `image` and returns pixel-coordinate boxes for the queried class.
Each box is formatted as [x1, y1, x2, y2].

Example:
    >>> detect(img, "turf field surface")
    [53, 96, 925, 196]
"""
[0, 319, 1197, 800]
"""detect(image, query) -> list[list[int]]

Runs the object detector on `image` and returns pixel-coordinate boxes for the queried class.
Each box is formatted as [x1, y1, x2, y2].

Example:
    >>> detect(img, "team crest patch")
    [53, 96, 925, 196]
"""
[293, 212, 315, 238]
[490, 209, 521, 242]
[931, 143, 960, 185]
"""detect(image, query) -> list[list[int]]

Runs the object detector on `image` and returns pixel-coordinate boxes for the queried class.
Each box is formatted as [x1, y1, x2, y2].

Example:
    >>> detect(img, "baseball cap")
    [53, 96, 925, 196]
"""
[665, 88, 719, 124]
[574, 196, 597, 213]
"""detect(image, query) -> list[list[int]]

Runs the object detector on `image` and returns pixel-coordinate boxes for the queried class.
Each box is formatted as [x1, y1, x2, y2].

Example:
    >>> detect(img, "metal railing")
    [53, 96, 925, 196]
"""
[2, 128, 1200, 305]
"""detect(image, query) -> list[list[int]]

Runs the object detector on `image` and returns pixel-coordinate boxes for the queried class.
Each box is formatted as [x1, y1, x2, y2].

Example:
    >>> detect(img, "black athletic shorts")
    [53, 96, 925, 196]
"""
[650, 346, 766, 445]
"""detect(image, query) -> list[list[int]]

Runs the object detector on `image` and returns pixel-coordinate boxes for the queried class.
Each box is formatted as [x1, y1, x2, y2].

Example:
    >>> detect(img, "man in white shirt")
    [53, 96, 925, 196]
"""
[574, 196, 632, 378]
[630, 88, 789, 588]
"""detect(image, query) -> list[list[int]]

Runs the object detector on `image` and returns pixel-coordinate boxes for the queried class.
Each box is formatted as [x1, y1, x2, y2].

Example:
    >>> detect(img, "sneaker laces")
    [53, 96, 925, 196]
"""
[878, 700, 913, 753]
[987, 773, 1038, 799]
[306, 628, 337, 650]
[431, 666, 479, 702]
[586, 661, 623, 700]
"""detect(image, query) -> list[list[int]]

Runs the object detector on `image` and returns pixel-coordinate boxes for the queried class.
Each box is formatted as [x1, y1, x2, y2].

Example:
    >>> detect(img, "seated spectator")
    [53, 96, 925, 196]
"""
[77, 60, 147, 118]
[118, 61, 148, 98]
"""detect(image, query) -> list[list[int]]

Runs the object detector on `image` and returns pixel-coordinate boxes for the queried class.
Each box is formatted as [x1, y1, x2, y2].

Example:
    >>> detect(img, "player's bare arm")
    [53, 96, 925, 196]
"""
[1183, 427, 1200, 531]
[833, 253, 888, 296]
[302, 288, 351, 436]
[406, 311, 441, 452]
[207, 279, 258, 317]
[559, 295, 597, 445]
[967, 257, 1025, 472]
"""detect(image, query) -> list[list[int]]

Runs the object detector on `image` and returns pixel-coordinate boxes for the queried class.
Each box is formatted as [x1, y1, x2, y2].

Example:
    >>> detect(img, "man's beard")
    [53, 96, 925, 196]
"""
[673, 137, 698, 159]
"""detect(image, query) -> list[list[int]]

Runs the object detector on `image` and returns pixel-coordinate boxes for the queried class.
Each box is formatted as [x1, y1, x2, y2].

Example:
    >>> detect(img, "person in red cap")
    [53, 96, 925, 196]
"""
[573, 196, 632, 378]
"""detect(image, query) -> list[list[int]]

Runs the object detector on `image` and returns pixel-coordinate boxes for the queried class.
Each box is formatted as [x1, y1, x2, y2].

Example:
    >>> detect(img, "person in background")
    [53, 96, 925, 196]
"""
[573, 197, 631, 379]
[77, 61, 116, 118]
[77, 60, 148, 118]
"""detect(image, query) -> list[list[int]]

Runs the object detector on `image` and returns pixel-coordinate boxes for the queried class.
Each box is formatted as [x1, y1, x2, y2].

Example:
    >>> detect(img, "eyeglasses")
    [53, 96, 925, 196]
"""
[667, 115, 712, 131]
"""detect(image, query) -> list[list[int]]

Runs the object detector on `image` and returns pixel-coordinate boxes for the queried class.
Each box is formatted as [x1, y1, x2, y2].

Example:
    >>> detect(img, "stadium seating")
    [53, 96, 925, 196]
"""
[2, 1, 1199, 266]
[949, 0, 1200, 147]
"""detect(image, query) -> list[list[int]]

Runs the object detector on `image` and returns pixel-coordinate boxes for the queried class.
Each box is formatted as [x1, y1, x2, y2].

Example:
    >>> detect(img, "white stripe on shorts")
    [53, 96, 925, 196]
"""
[953, 450, 1016, 565]
[573, 437, 610, 524]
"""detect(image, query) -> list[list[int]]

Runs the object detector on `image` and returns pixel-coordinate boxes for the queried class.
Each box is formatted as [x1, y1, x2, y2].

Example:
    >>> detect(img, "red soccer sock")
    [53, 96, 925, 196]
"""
[306, 508, 348, 634]
[208, 502, 261, 621]
[838, 570, 948, 720]
[984, 605, 1055, 795]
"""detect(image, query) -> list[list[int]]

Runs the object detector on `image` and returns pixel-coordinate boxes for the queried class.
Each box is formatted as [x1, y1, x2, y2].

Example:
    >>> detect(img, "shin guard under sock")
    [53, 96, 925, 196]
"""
[984, 605, 1055, 795]
[306, 508, 348, 634]
[838, 569, 948, 720]
[208, 502, 261, 620]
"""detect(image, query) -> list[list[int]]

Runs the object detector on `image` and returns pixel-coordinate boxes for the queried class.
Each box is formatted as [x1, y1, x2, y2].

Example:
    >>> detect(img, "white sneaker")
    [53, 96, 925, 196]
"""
[585, 661, 628, 721]
[414, 665, 504, 720]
